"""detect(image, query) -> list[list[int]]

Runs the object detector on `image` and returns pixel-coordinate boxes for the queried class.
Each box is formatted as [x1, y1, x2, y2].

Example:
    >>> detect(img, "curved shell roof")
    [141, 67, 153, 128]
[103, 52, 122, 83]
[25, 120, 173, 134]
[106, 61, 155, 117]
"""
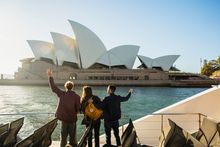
[27, 40, 55, 63]
[137, 55, 153, 68]
[50, 32, 79, 66]
[154, 55, 180, 71]
[26, 20, 179, 70]
[96, 51, 123, 67]
[68, 20, 107, 68]
[137, 55, 180, 71]
[96, 45, 139, 69]
[109, 45, 140, 68]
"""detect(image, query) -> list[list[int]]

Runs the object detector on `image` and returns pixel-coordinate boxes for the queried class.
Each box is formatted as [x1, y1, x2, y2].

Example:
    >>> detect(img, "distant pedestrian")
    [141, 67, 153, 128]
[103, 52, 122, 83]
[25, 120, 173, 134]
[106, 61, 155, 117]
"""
[102, 85, 133, 146]
[80, 86, 102, 147]
[47, 69, 80, 147]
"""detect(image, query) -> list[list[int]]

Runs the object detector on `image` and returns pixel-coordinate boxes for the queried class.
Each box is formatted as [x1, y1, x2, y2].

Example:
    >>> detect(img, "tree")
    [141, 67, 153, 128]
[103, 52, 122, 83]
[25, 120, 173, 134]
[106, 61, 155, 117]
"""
[214, 56, 220, 70]
[201, 60, 212, 76]
[201, 56, 220, 76]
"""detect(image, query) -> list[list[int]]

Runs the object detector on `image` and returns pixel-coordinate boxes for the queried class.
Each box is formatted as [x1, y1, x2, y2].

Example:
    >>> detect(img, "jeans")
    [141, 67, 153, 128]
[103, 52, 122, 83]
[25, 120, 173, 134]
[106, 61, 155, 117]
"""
[104, 120, 121, 146]
[60, 121, 77, 147]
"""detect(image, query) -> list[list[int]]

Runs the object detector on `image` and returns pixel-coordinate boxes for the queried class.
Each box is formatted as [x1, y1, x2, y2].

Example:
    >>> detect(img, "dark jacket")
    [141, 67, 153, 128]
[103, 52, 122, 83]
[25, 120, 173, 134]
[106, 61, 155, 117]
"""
[101, 92, 131, 122]
[49, 77, 81, 123]
[81, 95, 102, 125]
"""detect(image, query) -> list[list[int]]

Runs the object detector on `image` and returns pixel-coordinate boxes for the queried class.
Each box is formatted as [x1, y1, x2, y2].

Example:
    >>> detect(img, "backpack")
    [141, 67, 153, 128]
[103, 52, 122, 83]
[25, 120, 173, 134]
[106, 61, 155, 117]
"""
[84, 96, 103, 121]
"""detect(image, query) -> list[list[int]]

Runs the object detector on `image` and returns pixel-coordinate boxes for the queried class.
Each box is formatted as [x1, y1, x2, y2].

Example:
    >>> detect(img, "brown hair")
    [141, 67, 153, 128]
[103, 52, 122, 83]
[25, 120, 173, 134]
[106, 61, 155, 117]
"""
[64, 81, 74, 91]
[108, 85, 116, 92]
[81, 86, 93, 103]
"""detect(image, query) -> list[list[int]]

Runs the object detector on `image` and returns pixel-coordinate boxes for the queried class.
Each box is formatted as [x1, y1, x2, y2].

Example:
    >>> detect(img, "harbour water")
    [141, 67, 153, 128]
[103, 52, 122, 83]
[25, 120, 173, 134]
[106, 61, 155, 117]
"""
[0, 85, 207, 140]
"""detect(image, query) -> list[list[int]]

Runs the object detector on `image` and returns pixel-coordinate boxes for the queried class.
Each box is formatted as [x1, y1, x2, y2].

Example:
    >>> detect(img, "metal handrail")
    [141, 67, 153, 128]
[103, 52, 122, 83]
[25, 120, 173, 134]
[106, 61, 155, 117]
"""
[152, 112, 206, 116]
[0, 113, 87, 116]
[0, 111, 208, 146]
[0, 112, 55, 116]
[156, 113, 206, 134]
[120, 112, 207, 140]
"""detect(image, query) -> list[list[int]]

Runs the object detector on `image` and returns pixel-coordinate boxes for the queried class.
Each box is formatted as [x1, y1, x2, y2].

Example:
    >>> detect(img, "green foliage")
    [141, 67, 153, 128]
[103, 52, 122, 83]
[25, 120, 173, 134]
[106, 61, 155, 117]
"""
[201, 56, 220, 76]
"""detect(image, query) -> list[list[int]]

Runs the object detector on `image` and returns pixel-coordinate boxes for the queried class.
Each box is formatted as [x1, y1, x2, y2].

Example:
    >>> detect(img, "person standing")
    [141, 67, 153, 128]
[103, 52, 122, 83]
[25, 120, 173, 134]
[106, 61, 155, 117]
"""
[102, 85, 133, 147]
[47, 69, 80, 147]
[80, 86, 102, 147]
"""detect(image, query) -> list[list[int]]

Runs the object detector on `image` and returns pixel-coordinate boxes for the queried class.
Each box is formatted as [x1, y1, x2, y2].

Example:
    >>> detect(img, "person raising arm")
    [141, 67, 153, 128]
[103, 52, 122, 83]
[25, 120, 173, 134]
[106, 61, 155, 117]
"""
[47, 69, 80, 147]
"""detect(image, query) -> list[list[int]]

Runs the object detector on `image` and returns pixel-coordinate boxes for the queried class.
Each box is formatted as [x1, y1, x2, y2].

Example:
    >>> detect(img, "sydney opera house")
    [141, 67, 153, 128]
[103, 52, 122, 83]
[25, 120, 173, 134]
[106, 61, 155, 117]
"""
[13, 20, 213, 86]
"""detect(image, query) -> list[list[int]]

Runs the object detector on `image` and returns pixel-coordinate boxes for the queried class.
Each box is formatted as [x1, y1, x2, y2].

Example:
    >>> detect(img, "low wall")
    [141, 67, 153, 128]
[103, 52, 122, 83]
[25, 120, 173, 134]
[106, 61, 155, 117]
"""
[0, 79, 216, 87]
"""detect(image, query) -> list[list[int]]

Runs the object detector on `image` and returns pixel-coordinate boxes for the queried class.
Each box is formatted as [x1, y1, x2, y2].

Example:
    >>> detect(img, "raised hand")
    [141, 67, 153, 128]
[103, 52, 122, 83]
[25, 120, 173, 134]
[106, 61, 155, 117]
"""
[47, 68, 53, 77]
[128, 88, 133, 93]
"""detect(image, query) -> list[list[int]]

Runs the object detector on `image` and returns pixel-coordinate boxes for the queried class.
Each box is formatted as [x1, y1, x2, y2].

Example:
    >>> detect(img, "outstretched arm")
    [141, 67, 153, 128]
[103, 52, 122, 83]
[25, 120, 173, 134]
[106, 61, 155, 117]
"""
[120, 88, 133, 102]
[47, 69, 62, 96]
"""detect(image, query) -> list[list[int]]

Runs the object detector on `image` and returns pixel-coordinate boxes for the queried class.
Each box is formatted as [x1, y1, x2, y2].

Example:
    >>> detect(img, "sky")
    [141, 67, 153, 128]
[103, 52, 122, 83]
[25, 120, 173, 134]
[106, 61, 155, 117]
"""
[0, 0, 219, 75]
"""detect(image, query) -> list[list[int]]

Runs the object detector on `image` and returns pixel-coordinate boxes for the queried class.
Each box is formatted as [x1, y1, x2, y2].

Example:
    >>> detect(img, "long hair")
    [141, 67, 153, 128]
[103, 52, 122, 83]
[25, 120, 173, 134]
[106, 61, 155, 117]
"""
[81, 86, 93, 103]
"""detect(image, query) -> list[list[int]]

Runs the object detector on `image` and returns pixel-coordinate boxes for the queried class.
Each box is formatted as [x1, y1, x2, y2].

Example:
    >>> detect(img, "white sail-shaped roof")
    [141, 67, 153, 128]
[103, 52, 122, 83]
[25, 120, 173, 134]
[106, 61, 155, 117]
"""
[50, 32, 79, 66]
[154, 55, 180, 71]
[96, 51, 123, 67]
[137, 55, 153, 68]
[27, 40, 55, 63]
[109, 45, 140, 68]
[96, 52, 110, 66]
[96, 45, 139, 69]
[68, 20, 107, 68]
[137, 55, 180, 71]
[26, 20, 150, 70]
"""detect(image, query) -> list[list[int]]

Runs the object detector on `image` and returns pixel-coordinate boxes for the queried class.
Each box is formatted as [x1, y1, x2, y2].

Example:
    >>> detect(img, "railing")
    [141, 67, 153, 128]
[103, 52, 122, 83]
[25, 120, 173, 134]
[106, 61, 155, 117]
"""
[119, 112, 207, 146]
[0, 113, 87, 141]
[0, 112, 207, 146]
[0, 112, 54, 116]
[0, 112, 57, 140]
[153, 112, 207, 130]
